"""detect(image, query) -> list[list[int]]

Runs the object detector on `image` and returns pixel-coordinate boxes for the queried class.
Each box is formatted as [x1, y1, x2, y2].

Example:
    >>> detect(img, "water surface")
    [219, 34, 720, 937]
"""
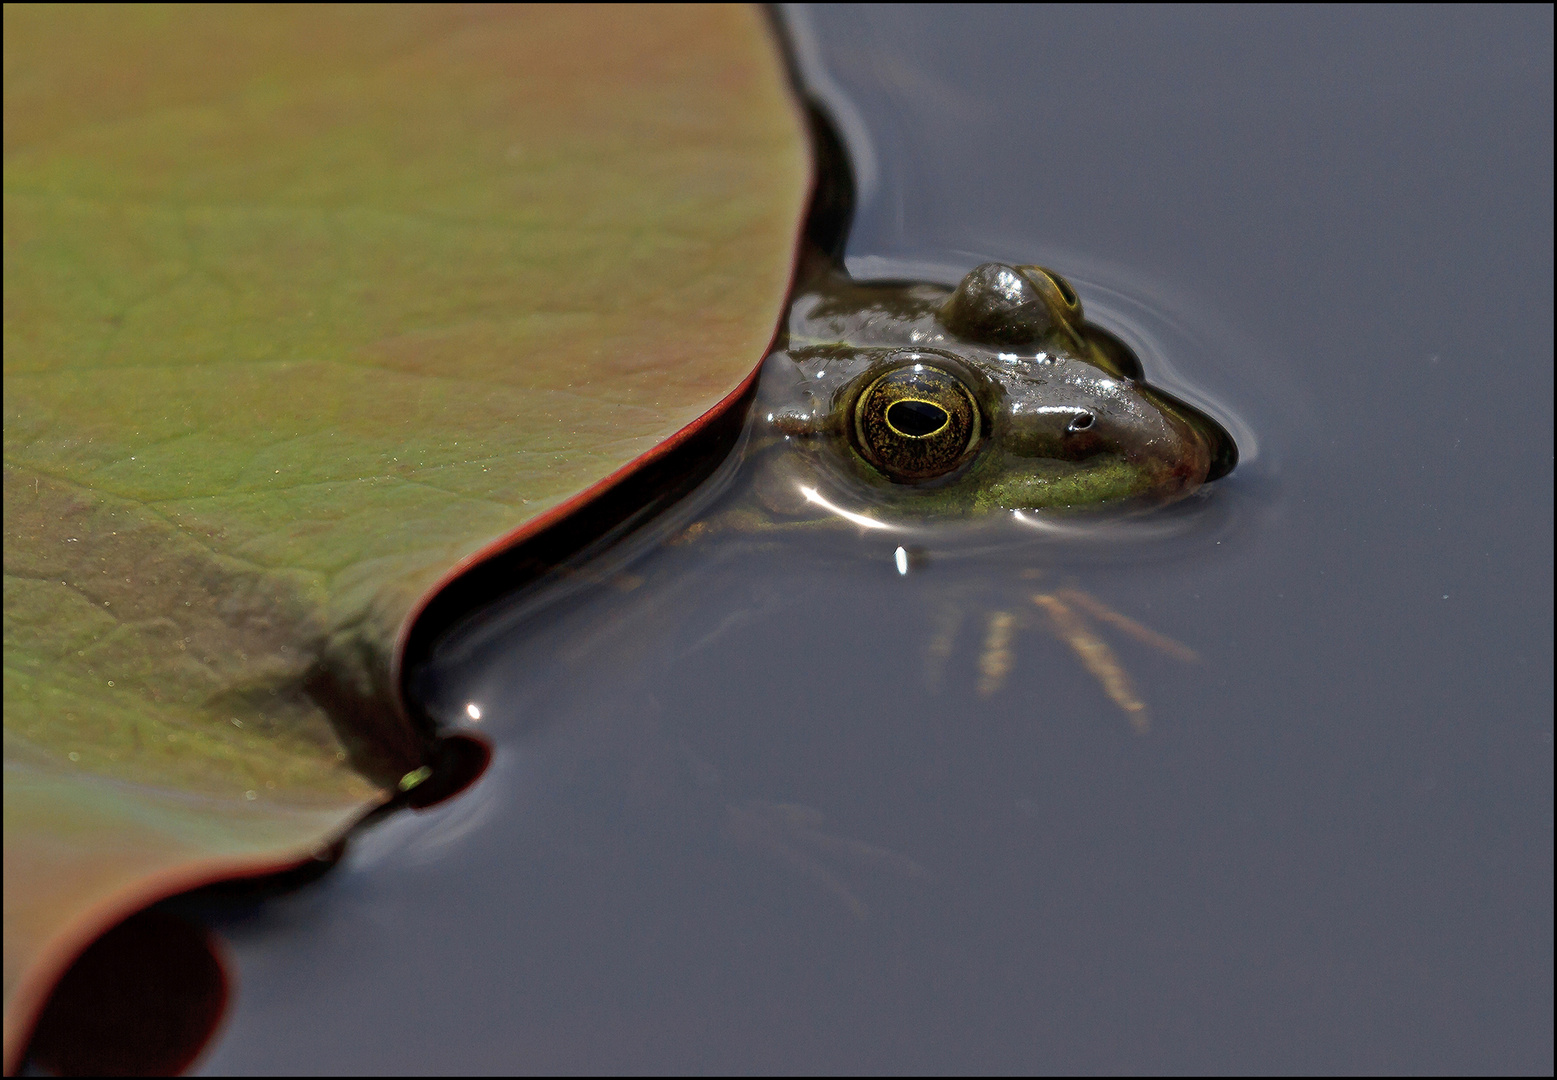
[190, 6, 1552, 1073]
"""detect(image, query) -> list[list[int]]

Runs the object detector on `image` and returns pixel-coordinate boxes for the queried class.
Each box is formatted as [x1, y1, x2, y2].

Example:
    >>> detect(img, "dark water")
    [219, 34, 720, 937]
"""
[185, 6, 1550, 1073]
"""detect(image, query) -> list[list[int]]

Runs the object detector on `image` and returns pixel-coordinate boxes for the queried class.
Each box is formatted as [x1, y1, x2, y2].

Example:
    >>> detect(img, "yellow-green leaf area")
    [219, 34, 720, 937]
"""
[3, 3, 808, 1055]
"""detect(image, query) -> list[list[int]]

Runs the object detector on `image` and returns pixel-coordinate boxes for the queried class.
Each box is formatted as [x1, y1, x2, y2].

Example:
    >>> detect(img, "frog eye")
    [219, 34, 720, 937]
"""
[940, 262, 1086, 345]
[1016, 265, 1084, 323]
[853, 363, 982, 481]
[940, 263, 1056, 345]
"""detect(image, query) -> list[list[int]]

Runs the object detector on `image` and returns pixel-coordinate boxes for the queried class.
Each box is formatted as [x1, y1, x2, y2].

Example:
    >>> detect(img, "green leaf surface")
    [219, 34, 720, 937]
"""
[2, 3, 807, 1058]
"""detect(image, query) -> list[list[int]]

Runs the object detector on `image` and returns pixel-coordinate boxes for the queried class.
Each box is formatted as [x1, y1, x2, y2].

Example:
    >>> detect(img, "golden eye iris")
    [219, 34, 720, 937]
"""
[853, 364, 981, 480]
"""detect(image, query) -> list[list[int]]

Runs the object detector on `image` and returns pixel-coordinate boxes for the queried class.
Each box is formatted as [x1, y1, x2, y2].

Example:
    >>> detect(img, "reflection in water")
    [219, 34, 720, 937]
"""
[399, 421, 1231, 938]
[1033, 593, 1149, 727]
[23, 911, 227, 1077]
[798, 483, 898, 531]
[724, 800, 925, 920]
[959, 582, 1203, 729]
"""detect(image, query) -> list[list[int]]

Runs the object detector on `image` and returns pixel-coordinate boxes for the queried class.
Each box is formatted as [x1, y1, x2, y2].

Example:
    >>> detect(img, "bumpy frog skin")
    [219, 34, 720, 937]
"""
[750, 261, 1236, 520]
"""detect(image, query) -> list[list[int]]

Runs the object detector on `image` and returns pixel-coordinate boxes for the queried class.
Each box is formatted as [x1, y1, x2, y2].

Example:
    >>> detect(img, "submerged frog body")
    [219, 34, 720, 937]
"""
[752, 262, 1236, 520]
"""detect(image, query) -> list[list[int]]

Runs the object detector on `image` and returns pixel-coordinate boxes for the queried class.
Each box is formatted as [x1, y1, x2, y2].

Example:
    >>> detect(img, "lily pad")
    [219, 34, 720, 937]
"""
[2, 3, 808, 1062]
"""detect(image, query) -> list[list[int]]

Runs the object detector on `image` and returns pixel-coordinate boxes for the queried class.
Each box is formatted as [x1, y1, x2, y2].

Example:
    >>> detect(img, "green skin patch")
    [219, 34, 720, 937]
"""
[750, 260, 1234, 523]
[974, 455, 1158, 513]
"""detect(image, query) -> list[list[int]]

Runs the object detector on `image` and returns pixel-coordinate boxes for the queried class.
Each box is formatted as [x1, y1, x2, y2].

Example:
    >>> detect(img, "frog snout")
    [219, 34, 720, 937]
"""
[1002, 404, 1120, 461]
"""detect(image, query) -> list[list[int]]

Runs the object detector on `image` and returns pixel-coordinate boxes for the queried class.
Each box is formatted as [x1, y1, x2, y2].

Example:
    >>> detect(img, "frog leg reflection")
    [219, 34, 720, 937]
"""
[1029, 590, 1199, 734]
[1033, 593, 1149, 731]
[1053, 588, 1200, 664]
[921, 591, 971, 694]
[976, 609, 1022, 697]
[723, 800, 926, 920]
[971, 568, 1053, 696]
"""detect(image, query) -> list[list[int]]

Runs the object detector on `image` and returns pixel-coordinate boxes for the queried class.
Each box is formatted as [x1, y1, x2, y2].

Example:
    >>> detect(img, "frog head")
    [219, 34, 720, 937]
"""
[754, 262, 1236, 520]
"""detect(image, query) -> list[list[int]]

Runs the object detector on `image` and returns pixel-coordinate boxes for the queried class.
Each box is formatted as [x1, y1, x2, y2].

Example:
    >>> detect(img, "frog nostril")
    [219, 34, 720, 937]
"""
[886, 399, 951, 438]
[1068, 412, 1095, 433]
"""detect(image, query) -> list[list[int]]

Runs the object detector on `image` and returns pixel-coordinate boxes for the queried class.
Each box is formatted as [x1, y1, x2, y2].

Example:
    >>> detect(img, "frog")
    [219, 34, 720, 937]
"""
[627, 254, 1229, 735]
[422, 250, 1240, 918]
[742, 255, 1237, 526]
[634, 254, 1229, 748]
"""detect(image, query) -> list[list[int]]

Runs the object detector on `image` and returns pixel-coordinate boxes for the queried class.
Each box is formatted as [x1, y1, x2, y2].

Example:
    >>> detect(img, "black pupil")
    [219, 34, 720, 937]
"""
[887, 399, 949, 437]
